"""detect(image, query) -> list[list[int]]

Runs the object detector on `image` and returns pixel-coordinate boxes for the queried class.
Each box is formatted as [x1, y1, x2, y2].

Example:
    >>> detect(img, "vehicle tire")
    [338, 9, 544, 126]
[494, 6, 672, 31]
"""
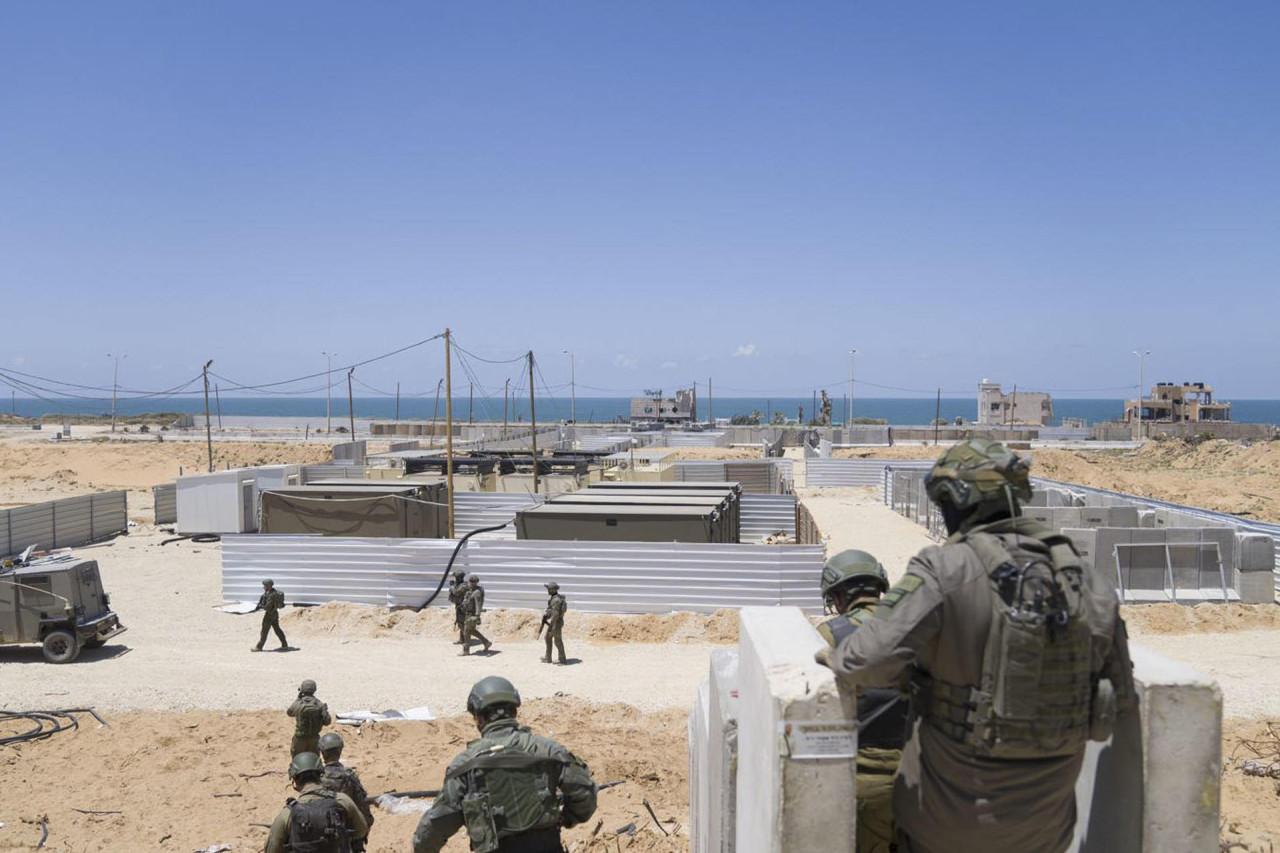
[42, 630, 79, 664]
[82, 637, 106, 649]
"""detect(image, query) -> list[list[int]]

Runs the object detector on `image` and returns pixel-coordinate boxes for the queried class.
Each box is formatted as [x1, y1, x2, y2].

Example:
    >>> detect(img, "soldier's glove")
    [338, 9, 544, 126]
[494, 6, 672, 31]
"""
[813, 646, 836, 670]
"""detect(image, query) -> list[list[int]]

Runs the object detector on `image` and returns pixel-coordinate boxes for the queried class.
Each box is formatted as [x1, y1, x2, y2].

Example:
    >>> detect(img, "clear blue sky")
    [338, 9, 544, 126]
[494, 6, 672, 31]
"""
[2, 2, 1277, 400]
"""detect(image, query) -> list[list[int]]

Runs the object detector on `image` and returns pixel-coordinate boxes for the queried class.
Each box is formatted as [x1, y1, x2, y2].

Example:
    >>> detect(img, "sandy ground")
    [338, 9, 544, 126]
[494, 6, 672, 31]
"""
[796, 486, 936, 583]
[0, 436, 332, 514]
[834, 438, 1280, 524]
[0, 701, 688, 853]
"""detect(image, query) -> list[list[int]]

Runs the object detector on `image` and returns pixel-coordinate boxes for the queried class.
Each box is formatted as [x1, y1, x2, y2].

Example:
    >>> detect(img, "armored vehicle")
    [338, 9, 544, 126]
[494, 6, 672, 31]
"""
[0, 557, 126, 663]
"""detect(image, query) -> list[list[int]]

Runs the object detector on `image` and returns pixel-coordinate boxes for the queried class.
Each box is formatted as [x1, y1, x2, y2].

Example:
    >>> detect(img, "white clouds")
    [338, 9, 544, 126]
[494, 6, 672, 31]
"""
[614, 354, 638, 370]
[733, 343, 757, 358]
[660, 360, 679, 370]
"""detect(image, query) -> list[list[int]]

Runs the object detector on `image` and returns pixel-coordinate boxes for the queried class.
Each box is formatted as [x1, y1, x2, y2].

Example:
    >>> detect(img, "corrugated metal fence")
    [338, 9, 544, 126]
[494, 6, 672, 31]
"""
[453, 492, 544, 540]
[806, 459, 934, 497]
[300, 465, 375, 483]
[221, 535, 825, 613]
[153, 483, 177, 525]
[1, 491, 129, 556]
[739, 494, 798, 542]
[671, 460, 793, 494]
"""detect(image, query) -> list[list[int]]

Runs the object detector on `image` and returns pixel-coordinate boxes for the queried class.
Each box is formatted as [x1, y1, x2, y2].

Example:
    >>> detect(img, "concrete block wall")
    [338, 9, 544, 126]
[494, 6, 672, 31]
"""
[735, 607, 857, 853]
[708, 649, 740, 853]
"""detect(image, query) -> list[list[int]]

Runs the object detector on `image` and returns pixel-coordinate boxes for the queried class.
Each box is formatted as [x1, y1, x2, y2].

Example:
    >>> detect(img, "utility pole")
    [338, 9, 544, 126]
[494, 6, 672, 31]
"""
[215, 384, 222, 428]
[107, 353, 126, 433]
[396, 382, 400, 421]
[563, 350, 575, 424]
[202, 360, 214, 472]
[347, 369, 356, 436]
[322, 351, 336, 434]
[445, 331, 455, 537]
[503, 378, 510, 439]
[529, 351, 539, 494]
[708, 377, 713, 426]
[469, 381, 474, 425]
[934, 388, 941, 445]
[848, 348, 858, 427]
[1133, 349, 1151, 440]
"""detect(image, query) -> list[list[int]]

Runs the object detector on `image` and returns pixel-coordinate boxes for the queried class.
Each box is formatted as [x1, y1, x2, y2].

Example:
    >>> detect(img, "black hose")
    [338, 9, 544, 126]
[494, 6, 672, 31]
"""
[413, 522, 510, 612]
[0, 710, 79, 745]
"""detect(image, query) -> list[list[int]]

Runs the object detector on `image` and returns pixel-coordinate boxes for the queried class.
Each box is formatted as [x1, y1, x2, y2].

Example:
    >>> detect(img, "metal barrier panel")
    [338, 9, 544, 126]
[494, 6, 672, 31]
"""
[221, 536, 826, 613]
[806, 459, 933, 494]
[301, 465, 374, 483]
[740, 494, 798, 541]
[153, 483, 177, 525]
[452, 492, 545, 540]
[0, 491, 128, 556]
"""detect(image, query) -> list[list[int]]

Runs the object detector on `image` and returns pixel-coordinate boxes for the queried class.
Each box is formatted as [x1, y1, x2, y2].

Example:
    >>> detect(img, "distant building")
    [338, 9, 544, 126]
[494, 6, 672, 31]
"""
[977, 381, 1054, 426]
[1125, 382, 1230, 424]
[631, 388, 697, 424]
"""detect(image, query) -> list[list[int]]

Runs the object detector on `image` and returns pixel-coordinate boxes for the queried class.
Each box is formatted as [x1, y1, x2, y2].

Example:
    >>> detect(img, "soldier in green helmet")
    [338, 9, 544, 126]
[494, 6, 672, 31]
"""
[412, 676, 598, 853]
[320, 732, 375, 830]
[815, 550, 907, 853]
[459, 575, 492, 656]
[538, 581, 567, 665]
[252, 578, 289, 652]
[816, 439, 1136, 853]
[264, 751, 368, 853]
[287, 679, 333, 757]
[448, 568, 469, 642]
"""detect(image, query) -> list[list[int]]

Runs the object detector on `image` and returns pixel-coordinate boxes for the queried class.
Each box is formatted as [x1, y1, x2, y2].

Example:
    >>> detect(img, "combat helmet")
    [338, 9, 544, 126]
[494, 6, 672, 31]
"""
[299, 679, 317, 695]
[318, 732, 344, 755]
[453, 569, 466, 579]
[545, 581, 559, 592]
[466, 676, 521, 714]
[262, 578, 274, 587]
[925, 439, 1032, 529]
[289, 751, 325, 780]
[468, 574, 480, 585]
[820, 549, 888, 607]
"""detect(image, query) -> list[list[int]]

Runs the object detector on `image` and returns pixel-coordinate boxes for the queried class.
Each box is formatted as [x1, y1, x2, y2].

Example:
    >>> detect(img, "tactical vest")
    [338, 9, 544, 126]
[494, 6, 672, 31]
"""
[288, 791, 350, 853]
[816, 603, 909, 751]
[322, 763, 352, 794]
[916, 525, 1096, 760]
[447, 746, 567, 853]
[296, 697, 325, 736]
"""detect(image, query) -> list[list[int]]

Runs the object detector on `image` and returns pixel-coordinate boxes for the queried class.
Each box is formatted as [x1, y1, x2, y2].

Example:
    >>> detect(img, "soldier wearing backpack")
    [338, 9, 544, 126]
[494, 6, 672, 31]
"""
[412, 676, 598, 853]
[320, 732, 375, 830]
[816, 439, 1137, 853]
[288, 679, 332, 757]
[264, 751, 368, 853]
[538, 581, 567, 665]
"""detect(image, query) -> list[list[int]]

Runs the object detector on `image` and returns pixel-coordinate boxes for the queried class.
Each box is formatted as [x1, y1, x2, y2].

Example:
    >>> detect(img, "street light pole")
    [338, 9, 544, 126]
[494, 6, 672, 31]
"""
[848, 349, 858, 427]
[107, 353, 126, 433]
[1133, 349, 1151, 440]
[322, 351, 337, 434]
[563, 350, 576, 424]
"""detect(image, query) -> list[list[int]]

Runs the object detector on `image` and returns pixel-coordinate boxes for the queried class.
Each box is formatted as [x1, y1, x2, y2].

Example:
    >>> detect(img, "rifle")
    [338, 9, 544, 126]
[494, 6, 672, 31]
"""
[536, 614, 549, 638]
[367, 788, 441, 803]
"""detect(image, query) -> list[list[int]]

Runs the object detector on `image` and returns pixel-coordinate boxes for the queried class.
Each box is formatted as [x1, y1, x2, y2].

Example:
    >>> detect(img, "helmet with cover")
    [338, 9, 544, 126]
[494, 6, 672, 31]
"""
[299, 679, 317, 695]
[289, 751, 325, 780]
[318, 732, 344, 755]
[466, 675, 521, 715]
[820, 549, 888, 607]
[925, 439, 1032, 532]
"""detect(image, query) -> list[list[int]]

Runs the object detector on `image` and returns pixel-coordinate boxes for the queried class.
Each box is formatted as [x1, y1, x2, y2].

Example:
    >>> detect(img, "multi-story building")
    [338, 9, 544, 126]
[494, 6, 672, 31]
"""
[630, 388, 697, 424]
[1125, 382, 1230, 424]
[977, 381, 1054, 426]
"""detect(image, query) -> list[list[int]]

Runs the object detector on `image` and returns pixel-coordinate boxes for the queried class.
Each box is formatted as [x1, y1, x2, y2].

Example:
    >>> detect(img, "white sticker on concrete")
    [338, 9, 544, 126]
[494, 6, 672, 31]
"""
[778, 719, 857, 759]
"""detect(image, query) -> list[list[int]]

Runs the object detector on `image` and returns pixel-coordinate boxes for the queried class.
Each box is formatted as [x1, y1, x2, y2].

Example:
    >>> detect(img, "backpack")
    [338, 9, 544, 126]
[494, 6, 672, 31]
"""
[297, 698, 324, 736]
[287, 791, 350, 853]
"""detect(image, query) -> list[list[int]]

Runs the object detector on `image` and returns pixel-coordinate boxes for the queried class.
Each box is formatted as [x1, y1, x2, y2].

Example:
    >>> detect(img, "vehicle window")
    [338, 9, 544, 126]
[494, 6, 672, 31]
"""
[23, 576, 56, 607]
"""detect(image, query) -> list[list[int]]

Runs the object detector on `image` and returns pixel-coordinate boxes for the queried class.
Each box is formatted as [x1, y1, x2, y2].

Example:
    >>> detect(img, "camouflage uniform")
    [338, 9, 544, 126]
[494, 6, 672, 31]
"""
[323, 759, 375, 829]
[459, 582, 491, 655]
[264, 780, 368, 853]
[288, 690, 332, 757]
[541, 583, 567, 664]
[448, 572, 469, 637]
[824, 441, 1137, 853]
[817, 595, 908, 853]
[254, 583, 288, 651]
[412, 720, 597, 853]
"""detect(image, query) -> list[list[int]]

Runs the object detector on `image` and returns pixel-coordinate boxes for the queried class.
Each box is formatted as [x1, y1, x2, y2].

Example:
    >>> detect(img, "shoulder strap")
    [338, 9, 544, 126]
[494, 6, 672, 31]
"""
[446, 749, 569, 780]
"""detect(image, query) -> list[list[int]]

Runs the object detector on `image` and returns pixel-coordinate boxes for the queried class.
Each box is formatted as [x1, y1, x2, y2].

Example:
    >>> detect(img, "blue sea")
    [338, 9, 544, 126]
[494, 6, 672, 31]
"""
[8, 395, 1280, 427]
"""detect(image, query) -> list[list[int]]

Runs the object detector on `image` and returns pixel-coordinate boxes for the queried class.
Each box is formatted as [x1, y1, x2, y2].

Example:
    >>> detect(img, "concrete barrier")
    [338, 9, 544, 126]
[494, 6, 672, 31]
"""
[690, 679, 711, 853]
[735, 607, 857, 853]
[708, 649, 740, 853]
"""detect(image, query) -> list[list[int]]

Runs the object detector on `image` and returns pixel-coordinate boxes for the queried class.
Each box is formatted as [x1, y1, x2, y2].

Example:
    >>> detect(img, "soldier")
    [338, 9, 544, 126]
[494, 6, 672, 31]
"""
[320, 732, 375, 830]
[287, 679, 333, 757]
[412, 676, 598, 853]
[252, 578, 289, 652]
[538, 581, 567, 665]
[458, 575, 492, 656]
[817, 439, 1136, 853]
[814, 550, 908, 853]
[447, 568, 468, 642]
[264, 751, 369, 853]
